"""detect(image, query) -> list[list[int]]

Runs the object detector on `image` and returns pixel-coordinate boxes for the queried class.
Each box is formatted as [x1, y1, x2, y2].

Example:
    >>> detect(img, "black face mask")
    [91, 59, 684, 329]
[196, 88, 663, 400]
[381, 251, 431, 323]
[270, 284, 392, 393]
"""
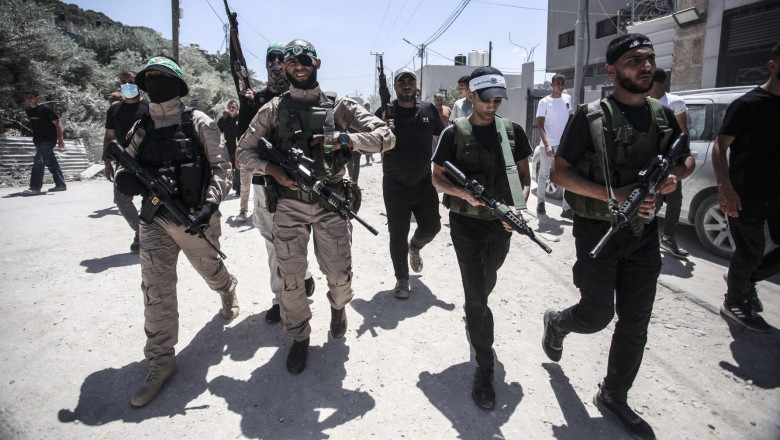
[145, 76, 182, 103]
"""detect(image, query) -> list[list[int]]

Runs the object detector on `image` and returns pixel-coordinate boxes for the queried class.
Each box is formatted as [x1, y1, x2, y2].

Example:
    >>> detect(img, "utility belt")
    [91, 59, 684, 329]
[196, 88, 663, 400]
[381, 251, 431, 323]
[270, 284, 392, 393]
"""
[251, 175, 275, 186]
[280, 186, 320, 203]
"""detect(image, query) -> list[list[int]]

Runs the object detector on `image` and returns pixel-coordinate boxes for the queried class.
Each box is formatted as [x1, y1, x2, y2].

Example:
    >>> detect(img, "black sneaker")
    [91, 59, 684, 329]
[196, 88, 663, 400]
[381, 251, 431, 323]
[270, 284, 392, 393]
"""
[265, 304, 281, 324]
[330, 306, 348, 339]
[537, 202, 546, 215]
[720, 299, 770, 332]
[746, 286, 764, 313]
[471, 367, 495, 410]
[593, 384, 656, 440]
[542, 309, 565, 362]
[561, 208, 574, 220]
[660, 236, 689, 258]
[130, 232, 140, 253]
[305, 277, 315, 297]
[48, 185, 67, 192]
[286, 338, 309, 374]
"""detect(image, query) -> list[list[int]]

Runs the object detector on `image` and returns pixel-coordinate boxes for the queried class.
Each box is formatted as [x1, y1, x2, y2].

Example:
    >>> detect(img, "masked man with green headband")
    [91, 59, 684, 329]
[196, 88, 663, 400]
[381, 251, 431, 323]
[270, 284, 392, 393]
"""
[237, 40, 395, 374]
[114, 56, 239, 407]
[236, 42, 317, 326]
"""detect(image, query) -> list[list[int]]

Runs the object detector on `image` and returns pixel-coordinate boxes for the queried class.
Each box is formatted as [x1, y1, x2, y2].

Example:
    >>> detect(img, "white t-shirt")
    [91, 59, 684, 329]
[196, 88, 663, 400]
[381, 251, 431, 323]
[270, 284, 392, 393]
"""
[535, 94, 572, 146]
[449, 98, 473, 123]
[659, 93, 688, 116]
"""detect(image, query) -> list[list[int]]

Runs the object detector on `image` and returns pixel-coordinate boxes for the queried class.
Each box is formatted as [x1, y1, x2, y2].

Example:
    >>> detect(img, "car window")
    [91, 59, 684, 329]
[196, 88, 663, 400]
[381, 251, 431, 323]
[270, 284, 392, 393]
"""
[686, 103, 712, 141]
[713, 103, 730, 136]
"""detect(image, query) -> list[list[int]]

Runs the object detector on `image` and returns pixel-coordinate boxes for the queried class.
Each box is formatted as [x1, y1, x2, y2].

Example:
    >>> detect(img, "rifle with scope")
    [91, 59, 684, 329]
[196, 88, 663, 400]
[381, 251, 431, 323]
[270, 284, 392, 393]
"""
[258, 137, 379, 236]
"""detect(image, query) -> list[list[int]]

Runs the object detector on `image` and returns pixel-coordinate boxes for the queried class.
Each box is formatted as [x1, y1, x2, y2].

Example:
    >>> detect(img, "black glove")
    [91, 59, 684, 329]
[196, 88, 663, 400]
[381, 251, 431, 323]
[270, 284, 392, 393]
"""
[186, 202, 217, 234]
[114, 170, 144, 196]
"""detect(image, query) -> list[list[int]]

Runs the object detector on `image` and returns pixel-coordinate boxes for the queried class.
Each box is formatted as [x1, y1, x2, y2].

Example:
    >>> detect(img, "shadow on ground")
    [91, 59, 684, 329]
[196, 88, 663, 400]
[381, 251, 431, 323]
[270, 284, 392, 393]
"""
[351, 276, 456, 338]
[719, 319, 780, 389]
[417, 360, 522, 440]
[542, 363, 634, 439]
[80, 253, 139, 273]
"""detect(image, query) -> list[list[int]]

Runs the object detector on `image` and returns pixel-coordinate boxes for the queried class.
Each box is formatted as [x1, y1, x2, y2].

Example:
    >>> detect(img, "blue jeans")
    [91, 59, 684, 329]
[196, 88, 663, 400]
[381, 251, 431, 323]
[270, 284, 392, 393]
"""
[30, 141, 66, 190]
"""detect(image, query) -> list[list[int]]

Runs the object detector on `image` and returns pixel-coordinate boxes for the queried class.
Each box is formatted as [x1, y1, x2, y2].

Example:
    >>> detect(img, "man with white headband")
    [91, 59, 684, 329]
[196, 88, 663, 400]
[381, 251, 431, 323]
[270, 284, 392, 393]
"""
[543, 34, 694, 440]
[432, 66, 532, 410]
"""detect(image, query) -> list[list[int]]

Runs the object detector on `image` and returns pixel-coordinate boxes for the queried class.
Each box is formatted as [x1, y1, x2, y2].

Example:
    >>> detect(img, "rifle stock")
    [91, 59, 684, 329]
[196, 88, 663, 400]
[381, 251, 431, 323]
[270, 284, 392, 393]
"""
[223, 0, 251, 95]
[443, 161, 552, 254]
[103, 140, 227, 259]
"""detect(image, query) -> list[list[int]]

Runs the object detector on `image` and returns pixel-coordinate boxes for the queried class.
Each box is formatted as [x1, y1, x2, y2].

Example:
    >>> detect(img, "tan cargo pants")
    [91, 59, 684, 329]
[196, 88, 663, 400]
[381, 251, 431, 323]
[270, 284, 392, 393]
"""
[139, 210, 235, 366]
[273, 197, 353, 341]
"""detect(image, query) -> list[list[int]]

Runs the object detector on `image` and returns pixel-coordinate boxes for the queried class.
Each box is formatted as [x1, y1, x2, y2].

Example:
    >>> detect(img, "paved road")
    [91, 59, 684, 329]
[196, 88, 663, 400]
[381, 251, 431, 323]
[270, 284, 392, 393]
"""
[0, 169, 777, 439]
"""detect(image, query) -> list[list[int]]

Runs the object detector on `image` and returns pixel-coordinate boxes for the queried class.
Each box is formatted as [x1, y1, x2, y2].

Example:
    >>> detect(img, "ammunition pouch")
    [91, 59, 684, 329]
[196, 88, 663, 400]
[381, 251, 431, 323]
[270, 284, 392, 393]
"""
[318, 179, 362, 214]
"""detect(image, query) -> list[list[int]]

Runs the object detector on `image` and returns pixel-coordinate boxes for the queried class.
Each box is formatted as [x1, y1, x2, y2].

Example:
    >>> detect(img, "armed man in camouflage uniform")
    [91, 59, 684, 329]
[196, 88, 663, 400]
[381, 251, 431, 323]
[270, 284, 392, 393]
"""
[237, 40, 394, 374]
[114, 56, 239, 406]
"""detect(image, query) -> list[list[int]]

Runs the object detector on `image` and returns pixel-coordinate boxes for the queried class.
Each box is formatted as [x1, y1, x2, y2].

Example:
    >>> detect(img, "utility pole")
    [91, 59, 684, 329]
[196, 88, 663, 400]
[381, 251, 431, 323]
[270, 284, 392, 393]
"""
[403, 38, 425, 97]
[573, 0, 587, 108]
[172, 0, 180, 60]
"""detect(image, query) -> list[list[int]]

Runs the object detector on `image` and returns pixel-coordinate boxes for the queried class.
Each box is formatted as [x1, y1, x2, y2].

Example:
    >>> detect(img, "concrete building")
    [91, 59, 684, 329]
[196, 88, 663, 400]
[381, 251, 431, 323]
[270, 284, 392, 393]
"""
[545, 0, 780, 95]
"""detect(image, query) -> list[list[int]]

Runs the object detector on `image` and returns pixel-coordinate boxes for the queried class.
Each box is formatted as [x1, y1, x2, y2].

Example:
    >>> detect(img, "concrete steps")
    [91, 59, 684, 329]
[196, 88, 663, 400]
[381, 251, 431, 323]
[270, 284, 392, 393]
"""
[0, 135, 94, 177]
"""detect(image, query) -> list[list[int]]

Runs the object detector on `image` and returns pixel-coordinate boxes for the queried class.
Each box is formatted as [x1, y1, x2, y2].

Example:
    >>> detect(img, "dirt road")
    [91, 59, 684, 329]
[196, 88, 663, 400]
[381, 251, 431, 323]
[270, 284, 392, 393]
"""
[0, 162, 777, 439]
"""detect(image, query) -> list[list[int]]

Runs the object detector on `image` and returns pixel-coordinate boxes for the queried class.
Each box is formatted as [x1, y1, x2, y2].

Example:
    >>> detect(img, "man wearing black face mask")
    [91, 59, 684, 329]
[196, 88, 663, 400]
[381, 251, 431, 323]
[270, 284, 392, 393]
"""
[376, 67, 443, 299]
[114, 56, 239, 407]
[103, 70, 149, 253]
[237, 40, 395, 374]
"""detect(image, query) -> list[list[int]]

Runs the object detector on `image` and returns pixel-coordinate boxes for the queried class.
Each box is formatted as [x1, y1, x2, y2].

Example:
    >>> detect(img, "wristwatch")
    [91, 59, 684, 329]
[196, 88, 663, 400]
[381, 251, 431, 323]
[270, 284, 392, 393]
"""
[337, 132, 351, 147]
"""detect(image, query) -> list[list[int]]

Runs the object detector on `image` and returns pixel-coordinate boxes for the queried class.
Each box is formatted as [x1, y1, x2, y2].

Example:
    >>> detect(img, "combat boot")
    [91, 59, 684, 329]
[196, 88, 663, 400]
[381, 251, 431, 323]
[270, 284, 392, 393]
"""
[593, 383, 656, 440]
[219, 276, 239, 319]
[286, 337, 309, 374]
[471, 367, 495, 410]
[130, 360, 177, 407]
[330, 306, 348, 339]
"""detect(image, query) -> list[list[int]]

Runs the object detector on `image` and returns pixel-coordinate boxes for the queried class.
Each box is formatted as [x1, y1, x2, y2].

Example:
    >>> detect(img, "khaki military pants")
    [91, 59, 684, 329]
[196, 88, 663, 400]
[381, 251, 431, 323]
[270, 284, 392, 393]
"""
[273, 197, 353, 341]
[139, 211, 234, 366]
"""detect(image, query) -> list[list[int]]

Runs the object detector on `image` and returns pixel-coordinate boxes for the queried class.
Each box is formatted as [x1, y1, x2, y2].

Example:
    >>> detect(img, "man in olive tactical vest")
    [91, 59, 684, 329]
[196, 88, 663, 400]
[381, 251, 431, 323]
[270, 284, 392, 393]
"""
[236, 42, 316, 326]
[432, 66, 532, 410]
[543, 35, 695, 440]
[236, 40, 395, 374]
[114, 56, 240, 407]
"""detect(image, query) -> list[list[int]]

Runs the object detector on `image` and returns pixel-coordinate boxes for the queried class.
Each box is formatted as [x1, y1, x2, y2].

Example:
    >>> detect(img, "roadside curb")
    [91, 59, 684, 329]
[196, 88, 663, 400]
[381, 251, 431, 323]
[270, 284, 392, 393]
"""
[658, 276, 720, 315]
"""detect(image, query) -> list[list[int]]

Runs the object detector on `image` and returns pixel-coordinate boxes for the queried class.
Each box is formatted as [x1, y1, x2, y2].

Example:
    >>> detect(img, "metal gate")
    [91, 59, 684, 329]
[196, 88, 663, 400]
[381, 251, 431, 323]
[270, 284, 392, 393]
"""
[526, 88, 551, 148]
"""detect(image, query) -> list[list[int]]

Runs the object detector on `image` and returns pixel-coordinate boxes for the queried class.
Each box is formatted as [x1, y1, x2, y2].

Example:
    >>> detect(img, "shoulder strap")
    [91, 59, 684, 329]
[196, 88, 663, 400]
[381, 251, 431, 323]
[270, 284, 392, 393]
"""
[495, 116, 526, 209]
[586, 99, 619, 213]
[646, 96, 673, 150]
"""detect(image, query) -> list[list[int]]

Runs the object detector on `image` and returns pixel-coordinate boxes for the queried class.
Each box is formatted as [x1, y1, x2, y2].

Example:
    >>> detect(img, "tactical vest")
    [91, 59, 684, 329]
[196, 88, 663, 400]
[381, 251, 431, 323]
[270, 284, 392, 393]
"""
[443, 116, 521, 220]
[136, 107, 209, 209]
[564, 97, 672, 221]
[272, 91, 349, 182]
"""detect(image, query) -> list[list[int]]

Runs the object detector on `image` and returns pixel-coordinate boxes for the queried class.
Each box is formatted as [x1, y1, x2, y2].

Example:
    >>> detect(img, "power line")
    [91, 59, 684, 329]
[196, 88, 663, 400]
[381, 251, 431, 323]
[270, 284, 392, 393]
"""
[236, 12, 270, 44]
[422, 0, 471, 46]
[371, 0, 394, 49]
[472, 0, 613, 16]
[203, 0, 226, 26]
[380, 0, 426, 50]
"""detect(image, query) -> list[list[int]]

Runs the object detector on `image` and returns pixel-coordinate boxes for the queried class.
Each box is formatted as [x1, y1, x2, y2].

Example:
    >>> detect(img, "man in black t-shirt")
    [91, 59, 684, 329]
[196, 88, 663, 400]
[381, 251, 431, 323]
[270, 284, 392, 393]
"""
[432, 66, 531, 410]
[377, 68, 444, 299]
[217, 100, 246, 220]
[22, 89, 67, 195]
[103, 70, 149, 252]
[713, 42, 780, 333]
[543, 34, 694, 440]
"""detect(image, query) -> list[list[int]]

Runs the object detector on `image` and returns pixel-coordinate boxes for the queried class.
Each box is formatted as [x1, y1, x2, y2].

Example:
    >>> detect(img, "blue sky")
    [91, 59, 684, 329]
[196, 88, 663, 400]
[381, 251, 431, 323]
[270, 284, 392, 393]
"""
[68, 0, 557, 99]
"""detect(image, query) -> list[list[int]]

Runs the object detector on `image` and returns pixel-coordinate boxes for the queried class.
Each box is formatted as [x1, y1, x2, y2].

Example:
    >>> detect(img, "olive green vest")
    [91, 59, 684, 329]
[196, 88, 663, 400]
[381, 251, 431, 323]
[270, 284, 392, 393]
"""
[564, 97, 672, 221]
[443, 116, 526, 219]
[272, 91, 348, 181]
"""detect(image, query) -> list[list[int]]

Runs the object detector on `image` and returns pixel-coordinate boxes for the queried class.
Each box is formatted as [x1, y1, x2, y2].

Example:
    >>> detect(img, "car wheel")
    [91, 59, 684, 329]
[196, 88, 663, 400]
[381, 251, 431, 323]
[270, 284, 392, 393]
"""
[694, 193, 735, 259]
[533, 156, 564, 200]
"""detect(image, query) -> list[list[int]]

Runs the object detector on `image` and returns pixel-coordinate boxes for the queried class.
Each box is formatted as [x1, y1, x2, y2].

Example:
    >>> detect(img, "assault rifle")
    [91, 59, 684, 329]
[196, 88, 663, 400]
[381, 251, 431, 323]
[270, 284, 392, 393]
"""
[443, 161, 552, 254]
[589, 133, 689, 258]
[258, 138, 379, 236]
[223, 0, 251, 96]
[377, 55, 393, 119]
[103, 140, 227, 259]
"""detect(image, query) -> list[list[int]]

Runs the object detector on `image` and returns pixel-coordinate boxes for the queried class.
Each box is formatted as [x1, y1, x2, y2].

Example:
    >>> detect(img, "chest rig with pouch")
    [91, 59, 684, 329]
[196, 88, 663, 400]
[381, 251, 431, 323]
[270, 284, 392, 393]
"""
[564, 97, 672, 221]
[443, 116, 526, 219]
[136, 107, 209, 219]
